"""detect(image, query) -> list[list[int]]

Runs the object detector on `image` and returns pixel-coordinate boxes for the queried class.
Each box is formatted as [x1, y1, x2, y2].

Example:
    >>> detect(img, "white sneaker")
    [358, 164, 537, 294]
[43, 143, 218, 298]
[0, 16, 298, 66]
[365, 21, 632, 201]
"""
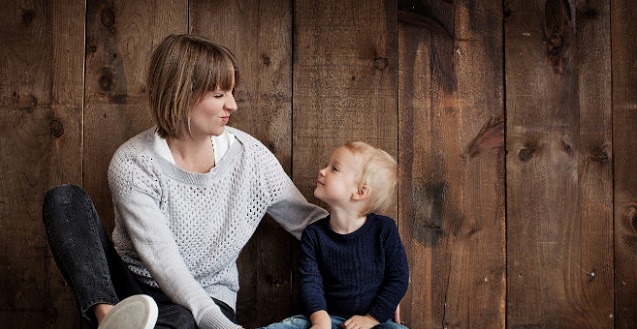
[98, 294, 158, 329]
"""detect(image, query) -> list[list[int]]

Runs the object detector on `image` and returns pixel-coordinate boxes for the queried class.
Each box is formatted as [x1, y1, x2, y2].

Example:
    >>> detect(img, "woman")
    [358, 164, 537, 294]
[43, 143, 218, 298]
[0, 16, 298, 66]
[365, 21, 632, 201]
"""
[43, 34, 327, 329]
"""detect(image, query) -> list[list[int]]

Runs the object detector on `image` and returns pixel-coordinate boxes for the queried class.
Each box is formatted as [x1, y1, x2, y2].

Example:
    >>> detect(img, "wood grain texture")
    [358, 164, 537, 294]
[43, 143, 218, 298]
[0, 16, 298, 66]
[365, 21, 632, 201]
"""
[84, 0, 187, 232]
[0, 1, 636, 327]
[611, 0, 637, 327]
[505, 0, 614, 328]
[190, 0, 295, 326]
[398, 0, 505, 327]
[0, 0, 85, 327]
[293, 0, 399, 321]
[293, 0, 398, 204]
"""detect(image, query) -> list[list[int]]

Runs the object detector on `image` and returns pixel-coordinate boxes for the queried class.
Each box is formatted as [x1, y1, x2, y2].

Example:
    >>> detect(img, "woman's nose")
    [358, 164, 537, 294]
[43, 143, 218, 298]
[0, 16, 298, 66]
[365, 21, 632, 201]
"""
[225, 94, 238, 112]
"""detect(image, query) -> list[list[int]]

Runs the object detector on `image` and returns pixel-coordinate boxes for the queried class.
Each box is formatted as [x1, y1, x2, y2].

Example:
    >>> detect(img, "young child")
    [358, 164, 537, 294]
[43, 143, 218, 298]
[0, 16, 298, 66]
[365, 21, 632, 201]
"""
[261, 141, 409, 329]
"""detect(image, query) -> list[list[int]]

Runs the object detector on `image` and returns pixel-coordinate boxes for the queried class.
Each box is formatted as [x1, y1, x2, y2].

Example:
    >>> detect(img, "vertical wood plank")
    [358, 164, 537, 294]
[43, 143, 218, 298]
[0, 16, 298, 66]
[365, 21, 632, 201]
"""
[398, 0, 506, 327]
[293, 0, 398, 207]
[84, 0, 187, 230]
[190, 0, 294, 326]
[505, 0, 613, 328]
[0, 0, 84, 327]
[611, 0, 637, 327]
[47, 2, 87, 327]
[293, 0, 398, 321]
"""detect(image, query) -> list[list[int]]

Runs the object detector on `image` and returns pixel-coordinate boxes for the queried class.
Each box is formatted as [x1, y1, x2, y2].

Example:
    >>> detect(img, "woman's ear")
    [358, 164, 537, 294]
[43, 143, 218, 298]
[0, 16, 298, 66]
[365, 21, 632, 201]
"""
[352, 185, 370, 201]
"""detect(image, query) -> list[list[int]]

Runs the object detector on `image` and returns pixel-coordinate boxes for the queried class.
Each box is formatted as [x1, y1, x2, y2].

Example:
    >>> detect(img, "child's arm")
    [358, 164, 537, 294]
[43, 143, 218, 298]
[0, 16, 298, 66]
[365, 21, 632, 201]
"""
[299, 224, 331, 328]
[309, 310, 331, 329]
[365, 218, 410, 323]
[342, 314, 380, 329]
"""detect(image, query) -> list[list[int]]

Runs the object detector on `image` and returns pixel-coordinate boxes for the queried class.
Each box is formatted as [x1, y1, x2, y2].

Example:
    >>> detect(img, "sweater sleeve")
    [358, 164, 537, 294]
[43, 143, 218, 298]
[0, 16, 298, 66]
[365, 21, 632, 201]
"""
[267, 178, 328, 239]
[252, 140, 327, 239]
[365, 219, 410, 322]
[298, 225, 328, 316]
[109, 155, 240, 329]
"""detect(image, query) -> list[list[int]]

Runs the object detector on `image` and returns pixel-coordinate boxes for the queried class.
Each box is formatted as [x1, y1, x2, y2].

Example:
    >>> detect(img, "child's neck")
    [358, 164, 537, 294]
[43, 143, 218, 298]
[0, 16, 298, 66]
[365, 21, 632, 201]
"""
[328, 207, 367, 234]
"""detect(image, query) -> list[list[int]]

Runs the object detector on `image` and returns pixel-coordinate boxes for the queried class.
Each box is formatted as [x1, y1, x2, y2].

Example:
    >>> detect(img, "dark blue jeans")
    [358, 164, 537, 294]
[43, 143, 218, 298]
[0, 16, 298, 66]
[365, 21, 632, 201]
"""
[42, 184, 236, 329]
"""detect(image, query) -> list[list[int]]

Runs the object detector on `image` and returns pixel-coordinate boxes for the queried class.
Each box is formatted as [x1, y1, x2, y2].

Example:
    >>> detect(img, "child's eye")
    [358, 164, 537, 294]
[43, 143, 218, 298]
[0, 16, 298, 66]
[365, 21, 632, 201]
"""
[332, 166, 339, 172]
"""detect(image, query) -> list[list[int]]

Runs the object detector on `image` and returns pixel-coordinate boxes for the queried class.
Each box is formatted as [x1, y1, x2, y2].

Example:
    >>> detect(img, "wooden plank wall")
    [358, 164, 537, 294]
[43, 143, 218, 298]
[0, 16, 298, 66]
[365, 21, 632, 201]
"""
[506, 0, 614, 328]
[0, 0, 635, 328]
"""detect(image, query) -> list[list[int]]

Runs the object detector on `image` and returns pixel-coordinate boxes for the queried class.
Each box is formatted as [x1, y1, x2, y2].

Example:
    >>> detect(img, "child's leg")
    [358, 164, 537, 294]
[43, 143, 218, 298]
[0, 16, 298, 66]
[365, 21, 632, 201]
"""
[259, 315, 312, 329]
[42, 184, 143, 327]
[372, 320, 409, 329]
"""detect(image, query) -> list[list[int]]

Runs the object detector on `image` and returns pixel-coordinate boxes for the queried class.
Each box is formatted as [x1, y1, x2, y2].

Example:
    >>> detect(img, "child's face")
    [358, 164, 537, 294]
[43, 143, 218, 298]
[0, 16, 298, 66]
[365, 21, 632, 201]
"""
[314, 146, 363, 207]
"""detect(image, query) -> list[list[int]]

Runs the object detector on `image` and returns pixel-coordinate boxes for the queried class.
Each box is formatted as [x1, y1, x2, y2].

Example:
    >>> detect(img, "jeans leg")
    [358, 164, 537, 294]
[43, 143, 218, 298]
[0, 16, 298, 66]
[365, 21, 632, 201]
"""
[373, 320, 410, 329]
[259, 315, 312, 329]
[153, 303, 197, 329]
[42, 184, 142, 327]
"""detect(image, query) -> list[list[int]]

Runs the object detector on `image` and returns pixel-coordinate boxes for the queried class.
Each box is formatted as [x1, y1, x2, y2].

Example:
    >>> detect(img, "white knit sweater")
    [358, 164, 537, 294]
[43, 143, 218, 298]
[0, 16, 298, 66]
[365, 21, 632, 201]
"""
[108, 127, 327, 329]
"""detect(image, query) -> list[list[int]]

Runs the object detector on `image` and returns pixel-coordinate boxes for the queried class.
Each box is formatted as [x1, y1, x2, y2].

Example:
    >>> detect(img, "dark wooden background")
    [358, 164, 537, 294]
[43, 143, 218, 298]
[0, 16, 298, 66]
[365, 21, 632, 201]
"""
[1, 0, 635, 328]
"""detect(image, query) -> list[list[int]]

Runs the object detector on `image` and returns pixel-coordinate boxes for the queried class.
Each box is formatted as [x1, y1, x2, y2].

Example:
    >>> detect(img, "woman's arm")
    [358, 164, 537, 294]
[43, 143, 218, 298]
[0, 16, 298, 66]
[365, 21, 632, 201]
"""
[108, 147, 240, 329]
[112, 189, 240, 329]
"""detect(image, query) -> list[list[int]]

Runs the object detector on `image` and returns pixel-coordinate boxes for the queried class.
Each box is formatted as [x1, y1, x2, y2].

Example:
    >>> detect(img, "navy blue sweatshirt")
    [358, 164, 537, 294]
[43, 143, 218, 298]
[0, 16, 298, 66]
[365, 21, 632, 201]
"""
[299, 214, 409, 323]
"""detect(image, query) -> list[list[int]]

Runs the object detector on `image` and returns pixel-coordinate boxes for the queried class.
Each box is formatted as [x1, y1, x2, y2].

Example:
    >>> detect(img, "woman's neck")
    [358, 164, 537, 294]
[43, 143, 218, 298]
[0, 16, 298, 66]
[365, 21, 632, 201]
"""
[167, 135, 216, 173]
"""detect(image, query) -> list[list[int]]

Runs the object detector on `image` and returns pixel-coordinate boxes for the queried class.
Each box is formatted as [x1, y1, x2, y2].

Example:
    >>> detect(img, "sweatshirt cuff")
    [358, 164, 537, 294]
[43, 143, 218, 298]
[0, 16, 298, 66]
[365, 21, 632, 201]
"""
[197, 306, 241, 329]
[368, 305, 394, 324]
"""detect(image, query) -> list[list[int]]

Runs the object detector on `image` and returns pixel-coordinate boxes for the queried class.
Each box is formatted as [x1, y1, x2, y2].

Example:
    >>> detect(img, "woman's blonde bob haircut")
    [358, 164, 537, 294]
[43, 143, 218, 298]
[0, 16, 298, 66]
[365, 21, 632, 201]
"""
[343, 141, 398, 215]
[147, 34, 239, 139]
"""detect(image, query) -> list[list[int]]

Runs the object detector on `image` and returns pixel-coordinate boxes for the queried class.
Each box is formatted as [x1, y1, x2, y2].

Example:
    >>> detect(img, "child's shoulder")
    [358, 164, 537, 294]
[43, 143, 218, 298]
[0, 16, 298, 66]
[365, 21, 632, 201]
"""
[306, 216, 330, 230]
[368, 213, 397, 225]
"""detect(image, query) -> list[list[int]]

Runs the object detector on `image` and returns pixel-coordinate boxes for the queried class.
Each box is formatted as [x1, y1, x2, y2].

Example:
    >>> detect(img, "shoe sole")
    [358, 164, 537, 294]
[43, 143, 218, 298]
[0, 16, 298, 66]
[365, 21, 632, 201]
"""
[98, 294, 158, 329]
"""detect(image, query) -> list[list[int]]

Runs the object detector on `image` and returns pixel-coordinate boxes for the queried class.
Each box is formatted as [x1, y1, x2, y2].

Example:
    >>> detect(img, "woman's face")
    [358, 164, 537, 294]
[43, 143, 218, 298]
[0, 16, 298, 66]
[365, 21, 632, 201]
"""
[188, 87, 237, 137]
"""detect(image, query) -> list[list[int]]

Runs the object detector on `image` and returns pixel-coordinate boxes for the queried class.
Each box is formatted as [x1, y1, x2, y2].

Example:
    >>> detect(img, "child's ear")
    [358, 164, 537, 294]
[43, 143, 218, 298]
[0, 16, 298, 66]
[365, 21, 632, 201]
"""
[352, 185, 370, 200]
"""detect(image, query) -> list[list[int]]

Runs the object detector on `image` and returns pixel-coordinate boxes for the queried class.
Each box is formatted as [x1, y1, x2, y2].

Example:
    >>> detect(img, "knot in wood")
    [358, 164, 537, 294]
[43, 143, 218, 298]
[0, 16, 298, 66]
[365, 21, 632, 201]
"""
[21, 9, 35, 27]
[99, 68, 114, 92]
[49, 119, 64, 138]
[261, 55, 271, 66]
[101, 7, 116, 28]
[374, 57, 388, 70]
[518, 147, 534, 162]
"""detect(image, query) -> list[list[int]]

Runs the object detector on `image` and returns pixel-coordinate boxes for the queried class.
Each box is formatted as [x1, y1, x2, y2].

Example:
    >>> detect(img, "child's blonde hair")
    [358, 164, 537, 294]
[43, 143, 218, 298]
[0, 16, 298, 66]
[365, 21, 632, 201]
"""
[343, 141, 398, 215]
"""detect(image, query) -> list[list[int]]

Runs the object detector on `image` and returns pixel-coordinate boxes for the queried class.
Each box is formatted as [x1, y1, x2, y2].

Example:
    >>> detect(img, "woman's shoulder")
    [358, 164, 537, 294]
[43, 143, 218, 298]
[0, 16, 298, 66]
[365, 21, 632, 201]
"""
[225, 126, 280, 164]
[224, 126, 259, 146]
[113, 127, 156, 158]
[109, 127, 158, 175]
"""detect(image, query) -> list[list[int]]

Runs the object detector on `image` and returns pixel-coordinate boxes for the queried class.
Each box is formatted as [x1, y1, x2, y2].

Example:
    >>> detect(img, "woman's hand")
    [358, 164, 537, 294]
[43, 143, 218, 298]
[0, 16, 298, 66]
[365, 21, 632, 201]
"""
[341, 314, 380, 329]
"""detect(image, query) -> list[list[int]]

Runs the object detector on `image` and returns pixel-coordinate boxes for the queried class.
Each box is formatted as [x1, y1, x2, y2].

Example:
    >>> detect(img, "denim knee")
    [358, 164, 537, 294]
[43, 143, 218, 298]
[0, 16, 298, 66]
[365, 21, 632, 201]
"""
[260, 314, 312, 329]
[156, 303, 197, 329]
[43, 184, 90, 216]
[373, 320, 409, 329]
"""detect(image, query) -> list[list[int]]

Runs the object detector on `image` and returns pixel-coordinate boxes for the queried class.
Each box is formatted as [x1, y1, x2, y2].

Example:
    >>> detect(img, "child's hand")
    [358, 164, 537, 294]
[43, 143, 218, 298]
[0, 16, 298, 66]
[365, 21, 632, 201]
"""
[341, 314, 379, 329]
[310, 310, 332, 329]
